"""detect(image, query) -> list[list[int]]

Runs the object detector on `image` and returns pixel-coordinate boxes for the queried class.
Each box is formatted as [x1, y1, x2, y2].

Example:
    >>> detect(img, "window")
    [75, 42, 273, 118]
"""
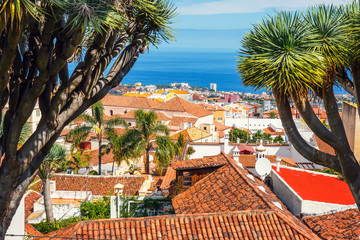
[218, 118, 223, 121]
[128, 123, 132, 126]
[110, 110, 113, 116]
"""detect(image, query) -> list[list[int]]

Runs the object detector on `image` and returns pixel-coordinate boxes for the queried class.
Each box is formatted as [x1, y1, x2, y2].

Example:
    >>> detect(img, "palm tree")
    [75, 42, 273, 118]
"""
[37, 144, 67, 222]
[66, 102, 127, 175]
[237, 6, 360, 209]
[114, 109, 178, 174]
[65, 149, 91, 174]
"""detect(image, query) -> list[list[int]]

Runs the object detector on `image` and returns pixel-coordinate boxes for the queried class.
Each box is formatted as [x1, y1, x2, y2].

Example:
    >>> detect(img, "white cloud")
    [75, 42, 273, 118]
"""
[178, 0, 349, 15]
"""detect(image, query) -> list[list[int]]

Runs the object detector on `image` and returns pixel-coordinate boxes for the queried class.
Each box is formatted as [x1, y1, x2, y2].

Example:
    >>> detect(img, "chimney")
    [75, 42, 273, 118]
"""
[223, 132, 230, 153]
[276, 157, 281, 172]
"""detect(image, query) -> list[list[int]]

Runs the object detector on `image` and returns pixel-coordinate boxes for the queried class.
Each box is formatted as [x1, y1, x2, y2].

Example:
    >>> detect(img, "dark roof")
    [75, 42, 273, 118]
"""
[303, 208, 360, 239]
[37, 210, 320, 240]
[30, 174, 145, 196]
[171, 154, 228, 171]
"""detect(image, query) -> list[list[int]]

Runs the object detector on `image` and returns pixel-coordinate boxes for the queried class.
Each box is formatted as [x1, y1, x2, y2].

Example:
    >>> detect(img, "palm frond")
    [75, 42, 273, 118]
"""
[105, 116, 128, 129]
[91, 101, 104, 126]
[238, 11, 326, 95]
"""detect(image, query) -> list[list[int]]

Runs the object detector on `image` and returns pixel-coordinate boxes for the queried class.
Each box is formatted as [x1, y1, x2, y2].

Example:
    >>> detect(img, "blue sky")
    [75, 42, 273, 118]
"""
[157, 0, 350, 50]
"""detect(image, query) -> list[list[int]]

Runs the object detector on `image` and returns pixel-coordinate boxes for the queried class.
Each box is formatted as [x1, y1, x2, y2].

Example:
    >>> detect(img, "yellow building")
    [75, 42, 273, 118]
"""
[199, 103, 225, 124]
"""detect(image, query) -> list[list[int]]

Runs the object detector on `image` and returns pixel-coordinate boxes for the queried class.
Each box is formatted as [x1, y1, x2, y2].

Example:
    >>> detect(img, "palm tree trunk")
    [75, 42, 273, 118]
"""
[98, 139, 102, 175]
[146, 148, 150, 174]
[43, 178, 54, 222]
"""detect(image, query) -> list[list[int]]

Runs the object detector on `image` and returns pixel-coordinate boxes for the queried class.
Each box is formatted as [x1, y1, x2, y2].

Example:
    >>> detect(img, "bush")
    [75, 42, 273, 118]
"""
[32, 217, 81, 234]
[80, 196, 110, 220]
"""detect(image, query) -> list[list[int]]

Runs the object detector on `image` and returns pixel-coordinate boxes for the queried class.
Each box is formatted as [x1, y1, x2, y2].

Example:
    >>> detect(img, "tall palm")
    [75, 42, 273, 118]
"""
[115, 109, 177, 174]
[37, 144, 67, 222]
[238, 6, 360, 209]
[66, 102, 127, 175]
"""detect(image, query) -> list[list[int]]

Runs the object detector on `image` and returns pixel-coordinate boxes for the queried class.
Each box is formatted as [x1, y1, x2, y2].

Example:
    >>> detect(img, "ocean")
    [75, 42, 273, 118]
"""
[123, 49, 258, 93]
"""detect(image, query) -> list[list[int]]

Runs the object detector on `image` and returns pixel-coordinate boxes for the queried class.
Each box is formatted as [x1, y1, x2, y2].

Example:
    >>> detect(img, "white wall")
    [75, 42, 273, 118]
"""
[195, 115, 214, 127]
[188, 143, 223, 159]
[5, 197, 24, 240]
[225, 118, 283, 133]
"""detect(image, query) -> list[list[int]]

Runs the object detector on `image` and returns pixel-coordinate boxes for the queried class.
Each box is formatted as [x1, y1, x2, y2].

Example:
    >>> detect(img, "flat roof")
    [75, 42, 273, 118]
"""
[273, 166, 355, 205]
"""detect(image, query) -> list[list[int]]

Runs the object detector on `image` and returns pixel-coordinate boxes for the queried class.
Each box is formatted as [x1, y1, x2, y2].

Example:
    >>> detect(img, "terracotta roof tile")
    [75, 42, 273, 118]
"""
[155, 97, 212, 118]
[36, 210, 320, 240]
[214, 121, 230, 131]
[25, 190, 42, 219]
[25, 222, 43, 237]
[199, 103, 225, 111]
[101, 95, 158, 109]
[263, 127, 285, 136]
[303, 208, 360, 239]
[84, 150, 115, 166]
[168, 116, 198, 127]
[314, 135, 336, 156]
[237, 155, 296, 168]
[171, 154, 228, 171]
[171, 153, 319, 239]
[160, 167, 176, 190]
[170, 127, 212, 141]
[31, 174, 145, 196]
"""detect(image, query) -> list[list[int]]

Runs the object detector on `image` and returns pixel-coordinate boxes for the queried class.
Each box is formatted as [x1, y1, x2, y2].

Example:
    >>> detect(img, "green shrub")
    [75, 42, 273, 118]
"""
[32, 217, 81, 234]
[80, 196, 110, 220]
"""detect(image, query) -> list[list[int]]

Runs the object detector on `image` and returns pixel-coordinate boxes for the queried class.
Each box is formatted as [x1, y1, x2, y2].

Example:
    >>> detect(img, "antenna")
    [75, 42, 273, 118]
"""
[255, 158, 271, 178]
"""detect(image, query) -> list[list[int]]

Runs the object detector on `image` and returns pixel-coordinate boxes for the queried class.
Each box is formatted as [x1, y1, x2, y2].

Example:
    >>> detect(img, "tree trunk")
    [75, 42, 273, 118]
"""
[146, 148, 150, 174]
[98, 139, 102, 175]
[43, 178, 54, 222]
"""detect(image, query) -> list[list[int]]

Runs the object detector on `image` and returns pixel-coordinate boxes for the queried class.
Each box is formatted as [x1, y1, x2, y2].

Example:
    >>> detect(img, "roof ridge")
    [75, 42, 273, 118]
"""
[274, 210, 321, 239]
[222, 153, 278, 210]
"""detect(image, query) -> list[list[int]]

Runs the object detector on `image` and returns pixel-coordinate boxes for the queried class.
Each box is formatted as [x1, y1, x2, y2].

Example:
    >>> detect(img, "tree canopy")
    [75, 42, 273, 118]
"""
[237, 2, 360, 210]
[0, 0, 176, 236]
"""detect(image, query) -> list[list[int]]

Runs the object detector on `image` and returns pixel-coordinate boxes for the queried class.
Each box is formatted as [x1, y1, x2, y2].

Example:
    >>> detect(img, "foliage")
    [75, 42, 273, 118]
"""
[0, 0, 177, 234]
[114, 109, 177, 174]
[273, 135, 284, 144]
[269, 111, 276, 119]
[32, 217, 81, 234]
[125, 164, 141, 175]
[263, 133, 273, 142]
[65, 149, 91, 174]
[117, 196, 173, 218]
[229, 128, 248, 143]
[252, 130, 263, 142]
[80, 197, 110, 220]
[314, 168, 344, 180]
[186, 146, 195, 155]
[177, 133, 185, 148]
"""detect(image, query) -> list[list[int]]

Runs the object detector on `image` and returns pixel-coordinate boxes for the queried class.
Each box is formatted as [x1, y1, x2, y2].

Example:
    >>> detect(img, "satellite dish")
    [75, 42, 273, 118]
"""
[255, 158, 271, 177]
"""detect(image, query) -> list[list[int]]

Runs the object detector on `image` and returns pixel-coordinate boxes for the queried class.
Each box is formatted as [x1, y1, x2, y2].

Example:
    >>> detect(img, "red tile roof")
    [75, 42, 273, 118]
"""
[168, 116, 198, 127]
[214, 121, 230, 131]
[85, 150, 115, 166]
[25, 222, 43, 237]
[314, 135, 335, 156]
[171, 154, 228, 171]
[237, 154, 296, 168]
[160, 167, 176, 190]
[25, 190, 42, 219]
[30, 174, 145, 196]
[37, 210, 320, 240]
[155, 97, 212, 118]
[303, 208, 360, 239]
[120, 110, 171, 122]
[101, 95, 158, 108]
[171, 153, 319, 239]
[272, 166, 355, 205]
[199, 103, 225, 111]
[233, 144, 255, 153]
[263, 127, 285, 136]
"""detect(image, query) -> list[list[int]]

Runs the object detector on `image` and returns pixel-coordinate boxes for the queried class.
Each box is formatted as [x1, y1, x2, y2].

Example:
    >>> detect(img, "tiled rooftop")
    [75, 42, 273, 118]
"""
[314, 135, 335, 156]
[37, 210, 320, 240]
[160, 167, 176, 190]
[25, 190, 42, 219]
[237, 154, 296, 168]
[303, 208, 360, 239]
[171, 154, 228, 171]
[154, 97, 212, 118]
[168, 116, 198, 127]
[170, 127, 212, 142]
[29, 174, 145, 196]
[101, 95, 158, 108]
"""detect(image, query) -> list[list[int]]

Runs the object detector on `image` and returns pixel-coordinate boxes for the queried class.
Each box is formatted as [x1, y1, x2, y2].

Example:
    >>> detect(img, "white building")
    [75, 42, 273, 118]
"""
[210, 83, 217, 92]
[225, 118, 284, 133]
